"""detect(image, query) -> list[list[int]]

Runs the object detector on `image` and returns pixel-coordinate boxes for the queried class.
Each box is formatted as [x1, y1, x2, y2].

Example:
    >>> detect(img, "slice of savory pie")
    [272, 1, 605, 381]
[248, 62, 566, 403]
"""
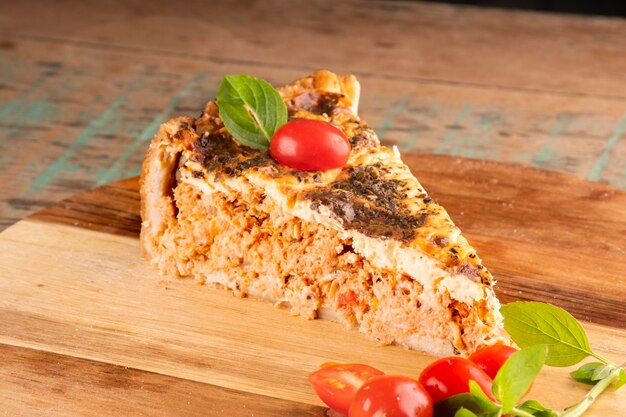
[140, 70, 507, 357]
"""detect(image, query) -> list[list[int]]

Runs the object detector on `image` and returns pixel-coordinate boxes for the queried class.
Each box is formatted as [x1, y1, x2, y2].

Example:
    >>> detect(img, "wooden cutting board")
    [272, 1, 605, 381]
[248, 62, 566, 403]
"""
[1, 154, 625, 416]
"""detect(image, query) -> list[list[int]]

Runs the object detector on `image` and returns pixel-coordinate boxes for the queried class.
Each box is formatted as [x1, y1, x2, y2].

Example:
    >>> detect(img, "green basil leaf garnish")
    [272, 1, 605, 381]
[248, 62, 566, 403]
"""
[217, 74, 287, 150]
[518, 399, 558, 417]
[570, 362, 605, 385]
[501, 302, 593, 367]
[492, 345, 547, 413]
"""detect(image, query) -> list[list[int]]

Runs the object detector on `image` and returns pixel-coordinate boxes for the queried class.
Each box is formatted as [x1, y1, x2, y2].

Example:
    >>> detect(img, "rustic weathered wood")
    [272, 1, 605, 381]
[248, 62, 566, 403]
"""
[0, 1, 623, 413]
[1, 154, 626, 415]
[30, 176, 141, 238]
[1, 0, 626, 234]
[0, 344, 325, 417]
[3, 0, 626, 97]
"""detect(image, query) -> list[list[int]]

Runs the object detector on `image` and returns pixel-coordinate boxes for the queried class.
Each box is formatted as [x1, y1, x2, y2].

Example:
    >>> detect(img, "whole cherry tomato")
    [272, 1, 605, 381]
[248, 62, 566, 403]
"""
[349, 375, 433, 417]
[469, 344, 518, 379]
[418, 357, 494, 404]
[270, 119, 351, 171]
[308, 363, 384, 415]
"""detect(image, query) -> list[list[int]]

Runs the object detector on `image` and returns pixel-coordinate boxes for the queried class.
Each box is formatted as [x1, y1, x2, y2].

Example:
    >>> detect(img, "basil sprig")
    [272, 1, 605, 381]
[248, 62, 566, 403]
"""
[441, 302, 625, 417]
[442, 346, 550, 417]
[216, 74, 287, 150]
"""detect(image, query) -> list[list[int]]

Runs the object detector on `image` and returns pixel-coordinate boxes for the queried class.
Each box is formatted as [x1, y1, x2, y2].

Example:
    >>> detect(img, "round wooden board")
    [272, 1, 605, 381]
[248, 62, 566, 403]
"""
[1, 153, 625, 416]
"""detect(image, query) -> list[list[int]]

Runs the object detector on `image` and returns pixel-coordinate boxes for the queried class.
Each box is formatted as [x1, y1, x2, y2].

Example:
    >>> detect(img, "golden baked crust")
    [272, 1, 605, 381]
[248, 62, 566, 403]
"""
[140, 70, 507, 356]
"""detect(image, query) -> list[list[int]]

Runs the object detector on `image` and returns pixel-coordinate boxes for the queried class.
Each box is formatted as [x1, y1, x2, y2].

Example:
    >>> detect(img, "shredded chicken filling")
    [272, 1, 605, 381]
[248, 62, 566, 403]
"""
[153, 179, 492, 354]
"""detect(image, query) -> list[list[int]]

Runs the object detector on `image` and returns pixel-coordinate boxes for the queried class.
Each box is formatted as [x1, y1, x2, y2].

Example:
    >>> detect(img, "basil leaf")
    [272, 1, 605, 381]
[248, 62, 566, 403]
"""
[435, 393, 483, 417]
[591, 363, 613, 381]
[492, 345, 547, 413]
[435, 390, 502, 417]
[501, 301, 593, 366]
[468, 380, 499, 412]
[455, 408, 479, 417]
[570, 362, 605, 385]
[518, 399, 558, 417]
[615, 369, 626, 390]
[217, 74, 287, 150]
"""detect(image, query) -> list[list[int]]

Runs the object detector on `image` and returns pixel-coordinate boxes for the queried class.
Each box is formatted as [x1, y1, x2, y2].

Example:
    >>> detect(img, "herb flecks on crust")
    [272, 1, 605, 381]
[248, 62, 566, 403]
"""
[305, 163, 429, 242]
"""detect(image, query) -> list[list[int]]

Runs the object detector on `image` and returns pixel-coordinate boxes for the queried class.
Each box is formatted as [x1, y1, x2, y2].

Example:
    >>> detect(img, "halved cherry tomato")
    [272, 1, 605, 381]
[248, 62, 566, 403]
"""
[270, 119, 351, 171]
[349, 375, 433, 417]
[308, 363, 384, 415]
[418, 357, 494, 404]
[469, 344, 518, 379]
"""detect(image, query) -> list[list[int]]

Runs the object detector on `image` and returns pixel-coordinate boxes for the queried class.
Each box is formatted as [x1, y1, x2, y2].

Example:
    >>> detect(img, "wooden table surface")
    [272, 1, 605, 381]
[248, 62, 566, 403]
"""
[0, 0, 626, 231]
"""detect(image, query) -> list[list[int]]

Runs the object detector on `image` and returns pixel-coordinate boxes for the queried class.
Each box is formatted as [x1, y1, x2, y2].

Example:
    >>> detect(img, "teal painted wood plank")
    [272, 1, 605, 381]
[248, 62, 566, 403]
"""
[377, 93, 625, 189]
[376, 94, 410, 140]
[433, 104, 472, 155]
[97, 72, 206, 185]
[26, 68, 153, 194]
[587, 115, 626, 182]
[531, 114, 572, 168]
[0, 72, 50, 121]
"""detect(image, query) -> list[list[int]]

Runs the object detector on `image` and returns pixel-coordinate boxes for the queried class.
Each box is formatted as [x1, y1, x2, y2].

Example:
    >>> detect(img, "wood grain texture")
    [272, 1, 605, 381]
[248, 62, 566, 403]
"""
[0, 221, 624, 414]
[0, 344, 324, 417]
[1, 154, 626, 415]
[3, 0, 626, 97]
[1, 0, 626, 234]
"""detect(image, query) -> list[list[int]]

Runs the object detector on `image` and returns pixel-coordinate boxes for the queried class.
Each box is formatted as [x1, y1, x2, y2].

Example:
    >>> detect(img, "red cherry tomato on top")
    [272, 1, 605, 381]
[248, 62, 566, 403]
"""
[418, 357, 494, 404]
[349, 375, 433, 417]
[469, 344, 518, 379]
[270, 119, 351, 171]
[308, 363, 384, 415]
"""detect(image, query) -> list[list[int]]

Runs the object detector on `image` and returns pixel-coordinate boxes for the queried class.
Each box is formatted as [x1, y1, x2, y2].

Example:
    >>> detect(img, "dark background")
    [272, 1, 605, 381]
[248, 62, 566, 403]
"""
[426, 0, 626, 17]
